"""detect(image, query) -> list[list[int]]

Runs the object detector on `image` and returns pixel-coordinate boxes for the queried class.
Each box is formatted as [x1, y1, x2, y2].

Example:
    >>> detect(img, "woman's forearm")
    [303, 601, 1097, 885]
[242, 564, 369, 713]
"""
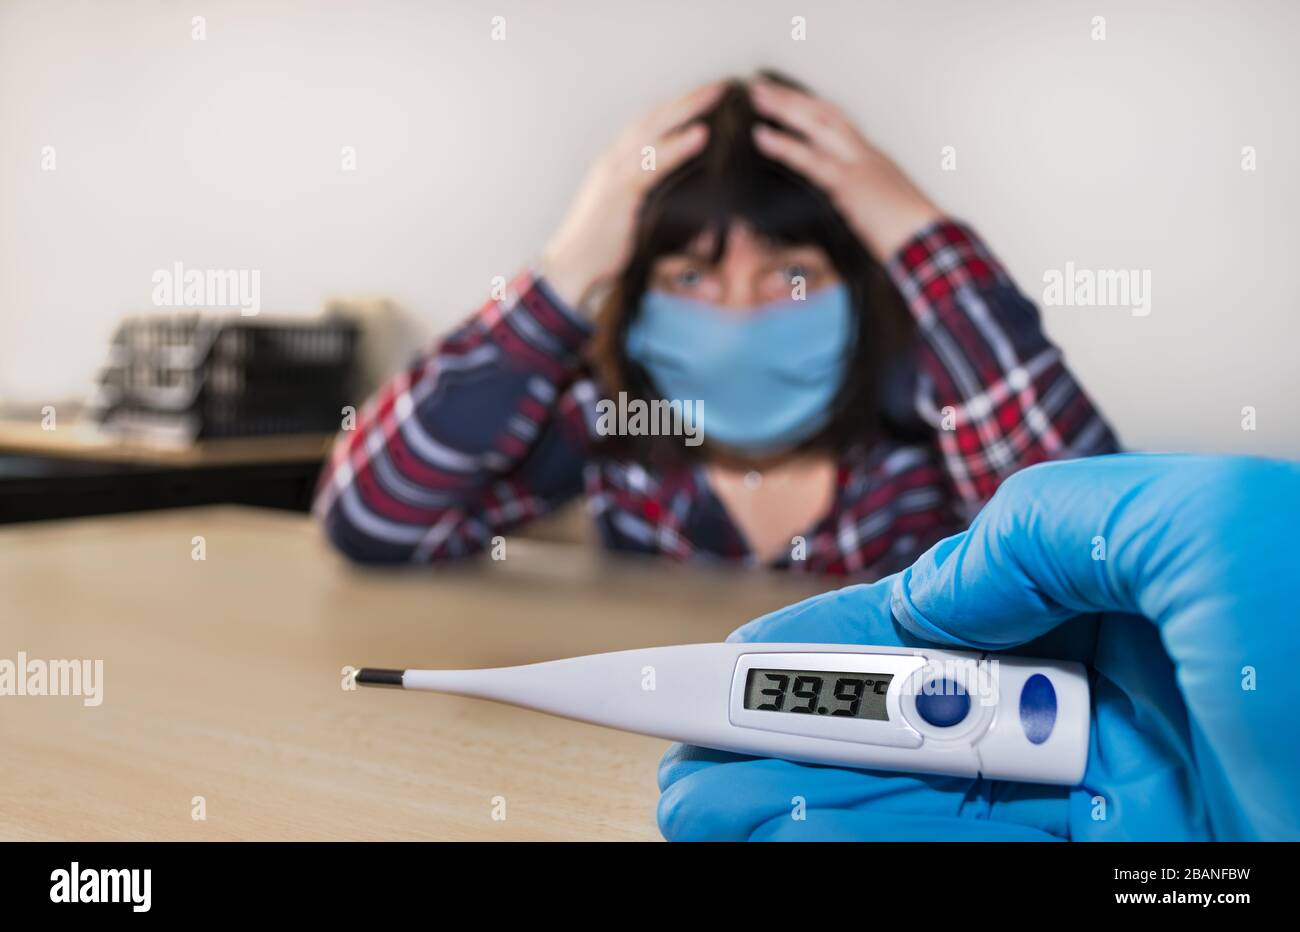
[885, 220, 1120, 507]
[313, 271, 592, 564]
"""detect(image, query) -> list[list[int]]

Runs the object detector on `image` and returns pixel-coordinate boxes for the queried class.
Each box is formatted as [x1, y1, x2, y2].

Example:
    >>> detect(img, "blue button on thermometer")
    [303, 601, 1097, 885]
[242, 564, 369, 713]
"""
[356, 643, 1090, 785]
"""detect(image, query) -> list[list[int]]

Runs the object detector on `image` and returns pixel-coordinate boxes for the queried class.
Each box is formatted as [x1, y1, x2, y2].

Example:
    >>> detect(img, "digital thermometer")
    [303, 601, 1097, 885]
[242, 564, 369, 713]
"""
[356, 643, 1090, 785]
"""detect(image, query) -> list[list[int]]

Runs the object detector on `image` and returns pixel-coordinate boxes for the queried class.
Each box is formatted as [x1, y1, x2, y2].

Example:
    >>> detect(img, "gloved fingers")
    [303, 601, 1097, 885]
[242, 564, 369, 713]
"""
[1066, 620, 1216, 842]
[1069, 673, 1213, 841]
[657, 750, 1070, 841]
[753, 809, 1064, 842]
[656, 742, 761, 792]
[657, 755, 965, 842]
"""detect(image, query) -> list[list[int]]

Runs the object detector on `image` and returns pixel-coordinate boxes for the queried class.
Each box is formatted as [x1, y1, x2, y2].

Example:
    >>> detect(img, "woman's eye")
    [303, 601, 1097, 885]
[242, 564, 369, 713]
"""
[675, 268, 702, 288]
[781, 263, 811, 284]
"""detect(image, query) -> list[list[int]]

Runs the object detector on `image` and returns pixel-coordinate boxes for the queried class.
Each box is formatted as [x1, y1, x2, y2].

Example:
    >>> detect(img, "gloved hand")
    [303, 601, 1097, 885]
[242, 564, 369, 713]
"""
[657, 454, 1300, 841]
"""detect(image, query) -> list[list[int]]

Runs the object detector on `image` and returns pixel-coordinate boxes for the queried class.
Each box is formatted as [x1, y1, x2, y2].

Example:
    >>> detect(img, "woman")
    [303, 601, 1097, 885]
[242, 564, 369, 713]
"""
[314, 73, 1118, 576]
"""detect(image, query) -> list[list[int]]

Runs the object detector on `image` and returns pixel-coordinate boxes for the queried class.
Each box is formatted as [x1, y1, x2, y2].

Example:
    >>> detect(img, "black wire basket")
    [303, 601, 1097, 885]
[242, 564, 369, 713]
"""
[91, 313, 359, 440]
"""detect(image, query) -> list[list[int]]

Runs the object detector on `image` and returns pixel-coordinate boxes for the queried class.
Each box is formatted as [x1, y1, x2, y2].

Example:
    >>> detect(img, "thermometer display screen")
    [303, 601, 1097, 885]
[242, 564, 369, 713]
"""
[744, 668, 892, 721]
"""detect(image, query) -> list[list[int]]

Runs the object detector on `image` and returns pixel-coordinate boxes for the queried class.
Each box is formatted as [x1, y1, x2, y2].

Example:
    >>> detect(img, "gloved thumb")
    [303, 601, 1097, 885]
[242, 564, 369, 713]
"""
[890, 453, 1300, 650]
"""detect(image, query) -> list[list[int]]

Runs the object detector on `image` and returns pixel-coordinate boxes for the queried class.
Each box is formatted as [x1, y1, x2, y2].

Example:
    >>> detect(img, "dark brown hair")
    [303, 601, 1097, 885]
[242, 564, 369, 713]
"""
[590, 70, 919, 465]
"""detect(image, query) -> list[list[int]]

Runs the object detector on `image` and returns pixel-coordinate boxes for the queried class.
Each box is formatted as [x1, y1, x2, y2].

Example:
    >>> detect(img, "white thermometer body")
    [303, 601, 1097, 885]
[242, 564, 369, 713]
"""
[358, 643, 1090, 785]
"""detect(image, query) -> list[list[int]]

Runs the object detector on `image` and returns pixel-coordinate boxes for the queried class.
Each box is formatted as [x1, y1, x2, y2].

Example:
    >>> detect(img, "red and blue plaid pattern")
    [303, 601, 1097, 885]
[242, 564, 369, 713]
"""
[313, 220, 1118, 577]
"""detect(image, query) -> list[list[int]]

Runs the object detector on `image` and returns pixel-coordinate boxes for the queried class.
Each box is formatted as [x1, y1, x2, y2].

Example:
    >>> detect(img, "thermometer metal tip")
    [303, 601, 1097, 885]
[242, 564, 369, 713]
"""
[356, 667, 405, 688]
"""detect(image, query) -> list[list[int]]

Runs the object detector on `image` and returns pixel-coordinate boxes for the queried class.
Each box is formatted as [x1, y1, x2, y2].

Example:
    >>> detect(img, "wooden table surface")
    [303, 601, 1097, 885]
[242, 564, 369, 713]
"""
[0, 507, 827, 840]
[0, 419, 331, 466]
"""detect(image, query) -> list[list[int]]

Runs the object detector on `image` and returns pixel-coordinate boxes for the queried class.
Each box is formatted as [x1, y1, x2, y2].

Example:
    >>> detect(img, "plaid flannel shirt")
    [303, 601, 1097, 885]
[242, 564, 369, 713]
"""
[313, 220, 1118, 577]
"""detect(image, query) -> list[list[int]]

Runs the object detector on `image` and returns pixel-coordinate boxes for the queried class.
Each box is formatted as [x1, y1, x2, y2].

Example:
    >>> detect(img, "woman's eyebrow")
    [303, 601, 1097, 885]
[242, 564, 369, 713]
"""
[664, 248, 716, 263]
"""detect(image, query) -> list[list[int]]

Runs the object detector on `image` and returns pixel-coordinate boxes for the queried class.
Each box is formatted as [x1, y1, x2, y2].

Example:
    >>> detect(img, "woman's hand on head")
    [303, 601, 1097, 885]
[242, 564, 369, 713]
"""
[749, 79, 942, 263]
[539, 81, 724, 316]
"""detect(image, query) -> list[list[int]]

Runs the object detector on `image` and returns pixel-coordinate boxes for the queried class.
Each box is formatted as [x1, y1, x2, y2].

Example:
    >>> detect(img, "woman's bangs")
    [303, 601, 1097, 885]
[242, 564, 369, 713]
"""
[637, 158, 840, 265]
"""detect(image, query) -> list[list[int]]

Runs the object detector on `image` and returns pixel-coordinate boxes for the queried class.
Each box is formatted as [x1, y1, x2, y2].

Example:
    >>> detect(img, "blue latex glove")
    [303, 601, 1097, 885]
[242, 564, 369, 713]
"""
[657, 454, 1300, 841]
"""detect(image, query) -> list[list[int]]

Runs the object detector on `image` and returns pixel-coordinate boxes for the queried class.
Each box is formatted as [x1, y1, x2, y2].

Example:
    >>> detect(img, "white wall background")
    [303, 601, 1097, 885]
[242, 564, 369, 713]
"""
[1, 0, 1296, 455]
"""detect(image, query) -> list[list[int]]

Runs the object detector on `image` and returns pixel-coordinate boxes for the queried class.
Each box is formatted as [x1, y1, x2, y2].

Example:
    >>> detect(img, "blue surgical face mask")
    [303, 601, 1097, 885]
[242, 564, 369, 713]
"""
[624, 283, 853, 454]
